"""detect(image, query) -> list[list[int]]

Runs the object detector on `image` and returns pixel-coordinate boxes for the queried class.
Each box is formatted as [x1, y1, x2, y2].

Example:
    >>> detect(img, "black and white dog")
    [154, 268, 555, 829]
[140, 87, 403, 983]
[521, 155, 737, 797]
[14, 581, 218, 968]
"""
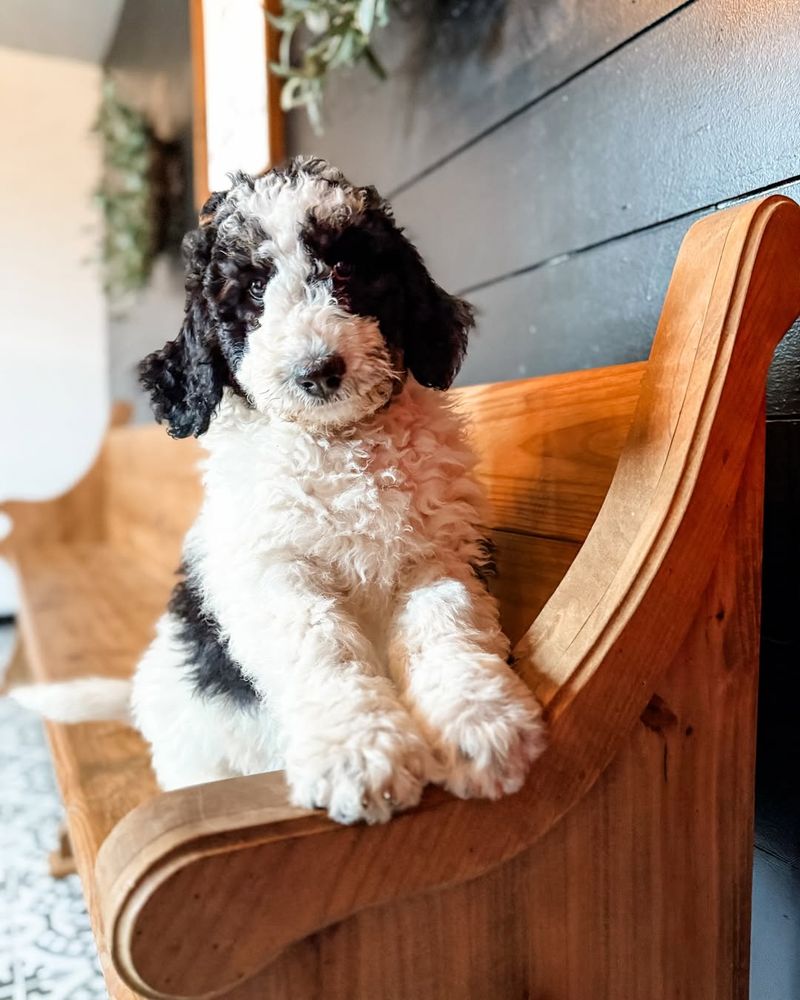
[15, 157, 543, 824]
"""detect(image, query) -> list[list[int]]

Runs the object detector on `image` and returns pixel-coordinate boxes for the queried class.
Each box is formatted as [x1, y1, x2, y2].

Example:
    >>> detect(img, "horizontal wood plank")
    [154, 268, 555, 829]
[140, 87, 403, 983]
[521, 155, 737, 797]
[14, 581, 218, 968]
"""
[457, 215, 689, 387]
[455, 181, 800, 422]
[287, 0, 682, 194]
[453, 362, 644, 543]
[391, 1, 800, 293]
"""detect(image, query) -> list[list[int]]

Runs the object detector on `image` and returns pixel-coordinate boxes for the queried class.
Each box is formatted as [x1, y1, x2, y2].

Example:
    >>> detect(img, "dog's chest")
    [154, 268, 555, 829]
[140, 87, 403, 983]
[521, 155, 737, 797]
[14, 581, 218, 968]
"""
[206, 425, 447, 591]
[267, 433, 429, 583]
[201, 390, 479, 596]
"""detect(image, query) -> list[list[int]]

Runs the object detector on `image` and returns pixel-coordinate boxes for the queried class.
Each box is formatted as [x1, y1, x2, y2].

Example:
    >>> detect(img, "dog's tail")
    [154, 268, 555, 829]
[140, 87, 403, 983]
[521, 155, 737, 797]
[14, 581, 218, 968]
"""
[9, 678, 132, 724]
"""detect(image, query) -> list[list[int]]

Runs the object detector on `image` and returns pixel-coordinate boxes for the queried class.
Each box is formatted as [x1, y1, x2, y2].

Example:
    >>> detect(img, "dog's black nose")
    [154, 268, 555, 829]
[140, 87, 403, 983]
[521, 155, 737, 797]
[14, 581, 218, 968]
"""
[295, 355, 346, 399]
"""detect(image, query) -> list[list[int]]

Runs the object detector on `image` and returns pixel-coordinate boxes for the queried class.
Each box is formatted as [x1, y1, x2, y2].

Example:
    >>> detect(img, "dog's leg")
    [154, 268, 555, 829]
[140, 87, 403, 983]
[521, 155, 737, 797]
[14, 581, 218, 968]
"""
[389, 563, 545, 800]
[218, 562, 433, 825]
[132, 614, 242, 790]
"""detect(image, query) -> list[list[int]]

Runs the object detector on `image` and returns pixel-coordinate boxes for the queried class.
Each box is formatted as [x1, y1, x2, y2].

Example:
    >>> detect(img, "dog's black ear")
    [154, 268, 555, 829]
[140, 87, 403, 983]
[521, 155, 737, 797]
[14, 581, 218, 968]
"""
[139, 213, 227, 438]
[396, 235, 475, 390]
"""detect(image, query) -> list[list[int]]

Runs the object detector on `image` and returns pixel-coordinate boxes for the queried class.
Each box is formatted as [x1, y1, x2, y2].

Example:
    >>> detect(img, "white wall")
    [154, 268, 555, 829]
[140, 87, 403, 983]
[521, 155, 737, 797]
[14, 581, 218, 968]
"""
[0, 0, 123, 63]
[0, 46, 108, 613]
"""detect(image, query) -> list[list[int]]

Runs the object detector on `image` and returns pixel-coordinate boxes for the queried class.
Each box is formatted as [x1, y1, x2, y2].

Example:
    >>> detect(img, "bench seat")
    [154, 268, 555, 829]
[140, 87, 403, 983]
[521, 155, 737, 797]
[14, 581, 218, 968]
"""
[4, 196, 800, 999]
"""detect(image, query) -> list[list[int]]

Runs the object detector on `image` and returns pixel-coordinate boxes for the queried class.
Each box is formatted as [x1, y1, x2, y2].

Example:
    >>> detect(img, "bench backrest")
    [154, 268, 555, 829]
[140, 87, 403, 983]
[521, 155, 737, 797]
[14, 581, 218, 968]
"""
[94, 362, 645, 644]
[454, 362, 644, 643]
[101, 428, 202, 575]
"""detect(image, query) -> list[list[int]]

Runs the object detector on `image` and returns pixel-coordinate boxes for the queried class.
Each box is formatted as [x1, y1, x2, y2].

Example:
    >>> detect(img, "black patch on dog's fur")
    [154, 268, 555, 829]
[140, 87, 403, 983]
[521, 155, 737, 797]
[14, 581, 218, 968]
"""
[301, 200, 473, 391]
[169, 567, 259, 707]
[139, 221, 230, 438]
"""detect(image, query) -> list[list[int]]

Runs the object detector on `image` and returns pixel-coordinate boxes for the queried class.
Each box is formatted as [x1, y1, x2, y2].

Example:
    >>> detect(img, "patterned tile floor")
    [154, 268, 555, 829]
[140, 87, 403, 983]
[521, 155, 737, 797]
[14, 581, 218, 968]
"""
[0, 626, 107, 999]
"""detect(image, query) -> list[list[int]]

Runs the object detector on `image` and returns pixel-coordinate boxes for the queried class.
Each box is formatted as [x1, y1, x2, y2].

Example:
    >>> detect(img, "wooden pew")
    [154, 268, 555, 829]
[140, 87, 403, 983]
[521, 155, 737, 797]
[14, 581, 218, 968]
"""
[3, 195, 799, 999]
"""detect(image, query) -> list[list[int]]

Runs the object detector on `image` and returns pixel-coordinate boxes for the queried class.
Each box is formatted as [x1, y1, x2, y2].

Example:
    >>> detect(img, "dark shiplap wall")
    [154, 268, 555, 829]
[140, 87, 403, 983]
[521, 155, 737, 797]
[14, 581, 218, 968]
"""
[287, 1, 800, 994]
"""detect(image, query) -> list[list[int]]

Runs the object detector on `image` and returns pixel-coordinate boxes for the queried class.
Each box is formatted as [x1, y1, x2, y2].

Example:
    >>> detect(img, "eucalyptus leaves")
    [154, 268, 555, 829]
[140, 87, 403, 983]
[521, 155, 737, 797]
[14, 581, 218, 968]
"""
[270, 0, 390, 132]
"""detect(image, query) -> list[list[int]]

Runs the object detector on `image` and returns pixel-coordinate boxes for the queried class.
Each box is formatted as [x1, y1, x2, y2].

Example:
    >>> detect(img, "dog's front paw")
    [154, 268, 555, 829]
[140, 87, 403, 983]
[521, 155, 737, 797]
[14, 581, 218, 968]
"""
[424, 664, 545, 800]
[285, 714, 432, 825]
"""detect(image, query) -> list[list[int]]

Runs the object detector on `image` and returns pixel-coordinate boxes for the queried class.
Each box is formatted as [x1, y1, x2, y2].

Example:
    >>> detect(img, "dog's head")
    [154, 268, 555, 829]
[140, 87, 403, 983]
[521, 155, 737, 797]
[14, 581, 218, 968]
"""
[139, 157, 474, 437]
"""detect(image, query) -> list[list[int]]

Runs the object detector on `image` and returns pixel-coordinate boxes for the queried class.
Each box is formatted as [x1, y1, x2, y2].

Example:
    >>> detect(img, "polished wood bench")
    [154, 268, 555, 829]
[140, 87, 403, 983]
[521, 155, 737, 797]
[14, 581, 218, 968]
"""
[3, 196, 800, 999]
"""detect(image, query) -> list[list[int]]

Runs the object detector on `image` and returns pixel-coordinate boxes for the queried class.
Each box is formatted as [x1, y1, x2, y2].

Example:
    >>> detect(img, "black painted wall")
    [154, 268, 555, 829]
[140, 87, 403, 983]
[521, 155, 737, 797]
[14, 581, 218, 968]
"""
[287, 1, 799, 993]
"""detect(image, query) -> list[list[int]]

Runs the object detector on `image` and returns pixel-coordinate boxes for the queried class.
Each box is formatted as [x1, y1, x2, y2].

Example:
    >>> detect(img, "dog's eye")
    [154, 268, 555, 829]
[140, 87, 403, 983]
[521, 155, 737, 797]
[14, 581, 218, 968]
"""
[332, 260, 353, 279]
[248, 277, 266, 300]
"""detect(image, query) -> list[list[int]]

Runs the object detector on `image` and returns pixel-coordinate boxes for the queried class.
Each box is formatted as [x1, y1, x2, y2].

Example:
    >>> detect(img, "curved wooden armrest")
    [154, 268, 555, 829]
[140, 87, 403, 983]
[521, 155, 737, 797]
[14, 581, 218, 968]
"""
[96, 196, 800, 999]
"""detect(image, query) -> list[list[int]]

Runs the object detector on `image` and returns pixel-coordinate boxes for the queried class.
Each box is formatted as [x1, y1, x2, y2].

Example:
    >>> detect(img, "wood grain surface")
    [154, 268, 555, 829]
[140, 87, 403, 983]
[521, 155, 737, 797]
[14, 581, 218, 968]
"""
[455, 361, 644, 543]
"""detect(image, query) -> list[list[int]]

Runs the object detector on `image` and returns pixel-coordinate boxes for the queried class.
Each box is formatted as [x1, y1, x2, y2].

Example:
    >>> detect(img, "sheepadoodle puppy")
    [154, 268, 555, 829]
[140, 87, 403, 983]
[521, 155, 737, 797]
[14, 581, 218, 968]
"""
[16, 157, 543, 824]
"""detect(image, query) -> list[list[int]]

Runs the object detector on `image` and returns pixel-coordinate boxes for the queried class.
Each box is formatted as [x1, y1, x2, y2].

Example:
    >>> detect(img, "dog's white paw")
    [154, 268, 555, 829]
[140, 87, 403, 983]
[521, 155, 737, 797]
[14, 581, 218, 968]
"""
[285, 716, 432, 825]
[424, 667, 545, 800]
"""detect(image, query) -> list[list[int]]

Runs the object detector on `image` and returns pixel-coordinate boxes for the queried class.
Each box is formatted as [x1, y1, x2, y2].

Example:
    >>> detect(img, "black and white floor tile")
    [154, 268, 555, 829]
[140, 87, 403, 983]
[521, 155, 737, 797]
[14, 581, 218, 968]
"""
[0, 626, 107, 1000]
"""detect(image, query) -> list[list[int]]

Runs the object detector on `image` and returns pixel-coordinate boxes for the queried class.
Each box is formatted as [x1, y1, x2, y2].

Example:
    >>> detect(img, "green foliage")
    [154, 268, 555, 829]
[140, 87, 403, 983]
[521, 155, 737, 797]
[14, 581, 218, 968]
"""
[269, 0, 391, 132]
[95, 79, 156, 307]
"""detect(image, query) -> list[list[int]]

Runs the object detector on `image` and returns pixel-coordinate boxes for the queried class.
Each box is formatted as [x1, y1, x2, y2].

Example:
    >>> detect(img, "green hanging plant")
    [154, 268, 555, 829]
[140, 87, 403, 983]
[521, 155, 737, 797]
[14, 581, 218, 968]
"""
[268, 0, 391, 133]
[94, 78, 156, 307]
[94, 78, 184, 312]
